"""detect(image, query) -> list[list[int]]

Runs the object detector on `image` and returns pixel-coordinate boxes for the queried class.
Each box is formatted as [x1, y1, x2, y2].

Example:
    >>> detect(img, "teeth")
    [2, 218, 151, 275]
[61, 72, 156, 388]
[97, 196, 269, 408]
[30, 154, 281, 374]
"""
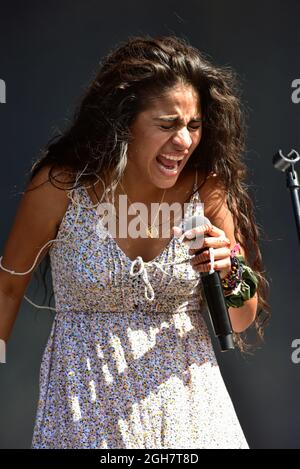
[160, 154, 185, 161]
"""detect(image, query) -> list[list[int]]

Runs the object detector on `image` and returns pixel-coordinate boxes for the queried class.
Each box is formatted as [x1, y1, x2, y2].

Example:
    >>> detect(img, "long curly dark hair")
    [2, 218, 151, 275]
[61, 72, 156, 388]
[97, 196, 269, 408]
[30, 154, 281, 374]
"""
[25, 34, 270, 353]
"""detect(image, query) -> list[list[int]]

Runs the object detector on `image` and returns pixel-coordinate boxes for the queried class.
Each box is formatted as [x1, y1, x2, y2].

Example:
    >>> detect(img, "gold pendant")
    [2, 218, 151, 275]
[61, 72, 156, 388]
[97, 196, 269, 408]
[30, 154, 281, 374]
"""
[147, 225, 158, 238]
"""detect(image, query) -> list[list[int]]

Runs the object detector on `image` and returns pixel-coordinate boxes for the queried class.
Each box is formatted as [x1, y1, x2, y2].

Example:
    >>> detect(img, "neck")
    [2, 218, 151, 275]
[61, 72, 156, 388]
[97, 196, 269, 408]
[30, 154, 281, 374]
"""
[115, 161, 189, 204]
[117, 172, 166, 204]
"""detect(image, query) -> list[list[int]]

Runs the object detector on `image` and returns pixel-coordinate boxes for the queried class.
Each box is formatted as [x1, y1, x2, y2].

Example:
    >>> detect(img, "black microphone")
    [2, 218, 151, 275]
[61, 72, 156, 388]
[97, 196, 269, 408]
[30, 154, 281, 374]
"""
[200, 270, 234, 351]
[182, 215, 234, 352]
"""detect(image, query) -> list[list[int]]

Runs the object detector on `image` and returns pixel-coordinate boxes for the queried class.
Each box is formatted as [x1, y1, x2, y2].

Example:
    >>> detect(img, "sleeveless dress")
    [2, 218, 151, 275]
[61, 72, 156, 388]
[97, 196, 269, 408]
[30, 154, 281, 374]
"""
[31, 172, 249, 449]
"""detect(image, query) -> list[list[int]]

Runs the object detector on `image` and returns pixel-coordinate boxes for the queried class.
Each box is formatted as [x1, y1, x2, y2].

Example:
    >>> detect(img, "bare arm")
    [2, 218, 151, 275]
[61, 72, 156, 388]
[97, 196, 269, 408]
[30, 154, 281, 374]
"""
[0, 290, 25, 343]
[0, 165, 70, 342]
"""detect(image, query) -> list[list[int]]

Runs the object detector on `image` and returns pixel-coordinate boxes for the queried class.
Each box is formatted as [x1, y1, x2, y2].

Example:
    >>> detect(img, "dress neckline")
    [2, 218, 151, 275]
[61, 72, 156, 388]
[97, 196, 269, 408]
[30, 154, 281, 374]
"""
[80, 170, 200, 265]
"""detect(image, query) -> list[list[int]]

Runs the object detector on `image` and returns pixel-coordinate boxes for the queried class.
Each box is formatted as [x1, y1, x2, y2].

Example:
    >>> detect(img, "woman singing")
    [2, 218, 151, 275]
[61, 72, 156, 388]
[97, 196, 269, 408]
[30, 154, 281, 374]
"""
[0, 35, 270, 449]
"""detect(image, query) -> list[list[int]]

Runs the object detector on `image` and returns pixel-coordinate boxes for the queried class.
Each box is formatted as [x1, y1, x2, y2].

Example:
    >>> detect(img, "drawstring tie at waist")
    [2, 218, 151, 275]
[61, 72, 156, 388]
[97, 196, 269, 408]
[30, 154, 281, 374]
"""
[129, 256, 155, 302]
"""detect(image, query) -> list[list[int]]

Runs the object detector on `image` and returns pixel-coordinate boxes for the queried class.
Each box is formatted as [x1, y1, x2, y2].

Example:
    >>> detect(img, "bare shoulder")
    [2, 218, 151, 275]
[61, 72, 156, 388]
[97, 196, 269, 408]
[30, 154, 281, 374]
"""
[0, 164, 74, 299]
[197, 171, 228, 220]
[198, 171, 223, 195]
[26, 164, 77, 228]
[197, 171, 245, 253]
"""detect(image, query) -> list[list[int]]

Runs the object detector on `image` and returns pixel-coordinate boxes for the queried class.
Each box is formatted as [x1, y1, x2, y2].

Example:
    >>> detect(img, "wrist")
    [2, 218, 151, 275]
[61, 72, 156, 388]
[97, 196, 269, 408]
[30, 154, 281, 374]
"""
[220, 265, 232, 279]
[221, 254, 243, 291]
[222, 256, 259, 309]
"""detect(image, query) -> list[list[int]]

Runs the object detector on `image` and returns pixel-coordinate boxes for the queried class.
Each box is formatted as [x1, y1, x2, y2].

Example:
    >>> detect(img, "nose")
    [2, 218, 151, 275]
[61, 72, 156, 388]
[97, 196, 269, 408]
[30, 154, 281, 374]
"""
[172, 126, 193, 149]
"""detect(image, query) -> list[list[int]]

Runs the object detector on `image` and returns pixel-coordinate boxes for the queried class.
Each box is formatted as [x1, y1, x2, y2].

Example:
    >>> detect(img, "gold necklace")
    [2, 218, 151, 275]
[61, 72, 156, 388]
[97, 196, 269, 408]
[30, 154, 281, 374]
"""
[118, 181, 166, 238]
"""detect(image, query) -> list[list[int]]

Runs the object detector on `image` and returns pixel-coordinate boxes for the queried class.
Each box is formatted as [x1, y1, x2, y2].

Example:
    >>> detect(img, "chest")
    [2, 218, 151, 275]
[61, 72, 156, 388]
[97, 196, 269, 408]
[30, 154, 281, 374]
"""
[83, 170, 199, 263]
[104, 200, 186, 262]
[112, 232, 174, 263]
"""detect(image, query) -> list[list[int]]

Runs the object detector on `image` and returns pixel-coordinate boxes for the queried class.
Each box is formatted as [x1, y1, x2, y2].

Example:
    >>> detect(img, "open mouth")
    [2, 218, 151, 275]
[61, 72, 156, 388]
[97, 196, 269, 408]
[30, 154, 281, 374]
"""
[155, 154, 185, 176]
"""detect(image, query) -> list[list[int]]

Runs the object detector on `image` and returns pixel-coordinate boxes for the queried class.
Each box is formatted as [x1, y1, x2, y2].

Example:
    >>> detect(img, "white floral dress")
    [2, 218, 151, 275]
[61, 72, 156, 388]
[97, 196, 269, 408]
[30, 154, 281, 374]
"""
[31, 171, 249, 449]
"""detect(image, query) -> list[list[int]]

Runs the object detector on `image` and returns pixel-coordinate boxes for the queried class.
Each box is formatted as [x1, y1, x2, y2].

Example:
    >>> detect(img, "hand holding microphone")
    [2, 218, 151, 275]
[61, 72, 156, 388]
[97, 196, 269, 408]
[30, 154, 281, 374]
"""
[173, 215, 235, 351]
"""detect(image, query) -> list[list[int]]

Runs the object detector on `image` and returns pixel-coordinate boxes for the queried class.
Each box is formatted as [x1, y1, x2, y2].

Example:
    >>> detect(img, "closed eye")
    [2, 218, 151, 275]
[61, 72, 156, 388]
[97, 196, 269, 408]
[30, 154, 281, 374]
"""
[159, 125, 201, 131]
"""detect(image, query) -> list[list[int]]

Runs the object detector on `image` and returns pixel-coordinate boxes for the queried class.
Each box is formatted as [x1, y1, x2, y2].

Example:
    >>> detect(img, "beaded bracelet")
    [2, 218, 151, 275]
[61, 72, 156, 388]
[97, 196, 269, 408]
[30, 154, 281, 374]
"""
[221, 255, 243, 292]
[221, 243, 243, 292]
[220, 243, 259, 308]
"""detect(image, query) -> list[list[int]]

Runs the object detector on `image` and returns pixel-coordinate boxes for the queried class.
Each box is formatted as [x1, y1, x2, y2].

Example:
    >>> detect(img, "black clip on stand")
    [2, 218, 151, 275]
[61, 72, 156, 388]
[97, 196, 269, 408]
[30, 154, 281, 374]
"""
[273, 149, 300, 245]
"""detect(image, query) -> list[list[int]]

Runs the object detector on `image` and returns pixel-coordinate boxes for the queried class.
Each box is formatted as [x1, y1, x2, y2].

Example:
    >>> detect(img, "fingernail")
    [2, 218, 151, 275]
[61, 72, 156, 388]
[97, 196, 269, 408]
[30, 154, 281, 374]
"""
[185, 231, 195, 239]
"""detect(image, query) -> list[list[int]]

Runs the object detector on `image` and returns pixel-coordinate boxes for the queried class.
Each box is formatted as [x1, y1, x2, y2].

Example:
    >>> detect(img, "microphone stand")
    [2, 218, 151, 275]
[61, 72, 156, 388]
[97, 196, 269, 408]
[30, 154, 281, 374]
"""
[273, 149, 300, 245]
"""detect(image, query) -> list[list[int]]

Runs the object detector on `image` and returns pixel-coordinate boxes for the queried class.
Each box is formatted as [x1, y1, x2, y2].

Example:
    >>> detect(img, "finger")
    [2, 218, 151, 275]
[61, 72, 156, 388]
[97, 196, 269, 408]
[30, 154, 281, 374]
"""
[190, 247, 231, 266]
[189, 236, 231, 254]
[183, 224, 224, 241]
[172, 226, 183, 238]
[191, 257, 231, 273]
[182, 223, 213, 250]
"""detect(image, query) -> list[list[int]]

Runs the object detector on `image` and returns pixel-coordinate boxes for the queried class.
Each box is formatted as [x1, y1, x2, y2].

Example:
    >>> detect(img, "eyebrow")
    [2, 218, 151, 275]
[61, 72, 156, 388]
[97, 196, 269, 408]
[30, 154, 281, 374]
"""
[152, 116, 203, 123]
